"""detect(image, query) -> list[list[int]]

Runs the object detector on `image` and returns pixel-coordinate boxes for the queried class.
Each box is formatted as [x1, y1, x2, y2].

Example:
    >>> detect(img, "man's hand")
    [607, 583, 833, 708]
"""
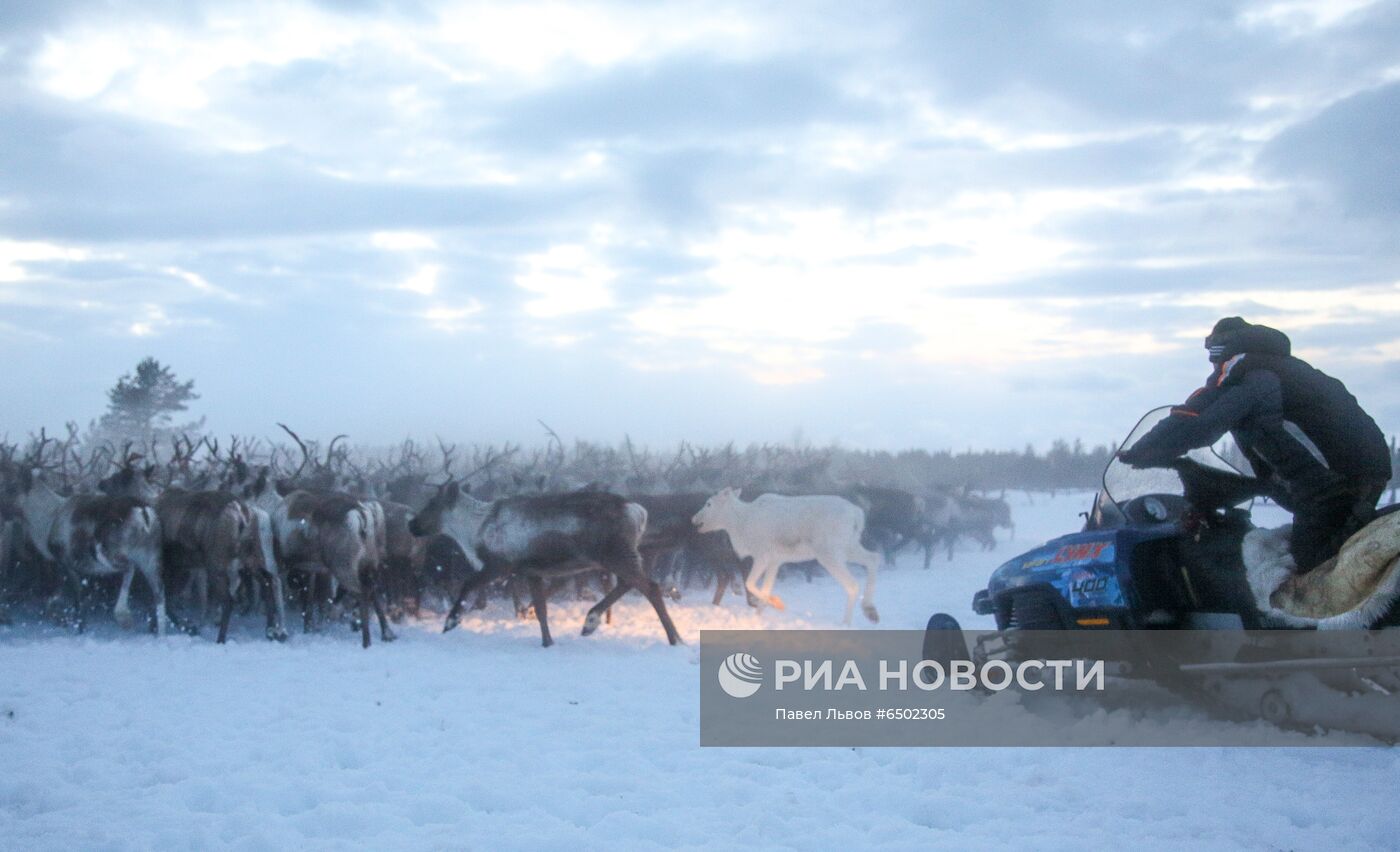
[1117, 446, 1154, 469]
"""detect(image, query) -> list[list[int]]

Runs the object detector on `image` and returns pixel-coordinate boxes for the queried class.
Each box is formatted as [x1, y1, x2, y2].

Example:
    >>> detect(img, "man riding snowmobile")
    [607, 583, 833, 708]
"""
[1118, 317, 1392, 574]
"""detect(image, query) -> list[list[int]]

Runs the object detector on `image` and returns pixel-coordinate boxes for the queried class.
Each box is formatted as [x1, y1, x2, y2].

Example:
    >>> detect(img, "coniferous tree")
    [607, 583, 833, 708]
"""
[98, 357, 202, 442]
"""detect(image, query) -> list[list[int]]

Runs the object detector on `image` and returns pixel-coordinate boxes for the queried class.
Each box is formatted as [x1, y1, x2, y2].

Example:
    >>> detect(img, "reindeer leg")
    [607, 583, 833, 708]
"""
[316, 573, 333, 632]
[526, 574, 553, 647]
[852, 547, 881, 624]
[370, 570, 396, 643]
[359, 584, 371, 649]
[136, 556, 170, 638]
[582, 579, 631, 637]
[296, 570, 314, 633]
[746, 558, 781, 610]
[241, 566, 261, 616]
[217, 578, 236, 644]
[615, 553, 682, 645]
[638, 577, 683, 645]
[262, 569, 289, 642]
[194, 568, 209, 626]
[443, 563, 507, 633]
[711, 568, 733, 607]
[113, 568, 137, 630]
[69, 572, 87, 634]
[758, 560, 785, 608]
[816, 552, 860, 626]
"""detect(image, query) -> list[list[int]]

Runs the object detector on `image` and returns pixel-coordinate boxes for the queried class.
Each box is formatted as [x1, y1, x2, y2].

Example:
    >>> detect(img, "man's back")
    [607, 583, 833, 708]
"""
[1217, 325, 1390, 484]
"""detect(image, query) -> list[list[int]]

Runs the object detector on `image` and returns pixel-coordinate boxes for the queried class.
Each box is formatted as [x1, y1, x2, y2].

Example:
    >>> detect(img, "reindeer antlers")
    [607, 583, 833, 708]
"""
[277, 422, 312, 480]
[436, 436, 458, 478]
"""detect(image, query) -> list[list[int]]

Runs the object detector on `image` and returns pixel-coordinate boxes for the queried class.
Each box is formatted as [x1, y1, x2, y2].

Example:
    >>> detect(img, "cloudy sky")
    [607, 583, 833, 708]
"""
[2, 1, 1399, 452]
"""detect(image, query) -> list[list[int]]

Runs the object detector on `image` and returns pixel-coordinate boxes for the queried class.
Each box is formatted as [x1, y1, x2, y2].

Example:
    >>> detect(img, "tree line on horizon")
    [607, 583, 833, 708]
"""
[13, 358, 1399, 496]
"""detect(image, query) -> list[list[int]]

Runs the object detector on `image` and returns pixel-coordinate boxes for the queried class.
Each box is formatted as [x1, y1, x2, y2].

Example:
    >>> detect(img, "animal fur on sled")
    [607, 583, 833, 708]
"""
[1243, 511, 1400, 629]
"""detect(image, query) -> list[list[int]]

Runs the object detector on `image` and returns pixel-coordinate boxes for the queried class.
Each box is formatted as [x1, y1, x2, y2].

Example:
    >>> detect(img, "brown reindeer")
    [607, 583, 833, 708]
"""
[411, 486, 681, 647]
[98, 464, 288, 643]
[275, 489, 396, 647]
[5, 466, 171, 634]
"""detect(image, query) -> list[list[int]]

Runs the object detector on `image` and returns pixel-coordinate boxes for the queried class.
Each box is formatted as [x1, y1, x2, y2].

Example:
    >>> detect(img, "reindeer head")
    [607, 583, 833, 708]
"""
[408, 480, 462, 537]
[0, 463, 29, 500]
[693, 486, 740, 533]
[97, 463, 159, 500]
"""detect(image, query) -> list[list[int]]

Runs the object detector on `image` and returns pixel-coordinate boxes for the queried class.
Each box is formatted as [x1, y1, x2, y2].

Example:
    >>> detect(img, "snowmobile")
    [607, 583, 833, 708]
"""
[922, 406, 1400, 740]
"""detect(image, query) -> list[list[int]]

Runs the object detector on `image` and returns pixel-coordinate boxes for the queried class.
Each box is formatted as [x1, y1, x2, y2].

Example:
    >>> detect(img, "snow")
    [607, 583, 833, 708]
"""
[4, 491, 1399, 850]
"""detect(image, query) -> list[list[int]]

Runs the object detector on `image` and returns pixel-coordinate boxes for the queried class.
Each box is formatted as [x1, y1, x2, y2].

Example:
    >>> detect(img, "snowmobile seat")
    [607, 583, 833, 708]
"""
[1243, 510, 1400, 629]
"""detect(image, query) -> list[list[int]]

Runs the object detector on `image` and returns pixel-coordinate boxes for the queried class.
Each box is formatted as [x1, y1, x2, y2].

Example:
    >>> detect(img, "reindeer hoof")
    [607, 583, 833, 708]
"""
[581, 612, 601, 636]
[381, 629, 397, 643]
[266, 628, 289, 642]
[863, 604, 880, 624]
[114, 610, 134, 630]
[767, 595, 785, 611]
[442, 615, 460, 633]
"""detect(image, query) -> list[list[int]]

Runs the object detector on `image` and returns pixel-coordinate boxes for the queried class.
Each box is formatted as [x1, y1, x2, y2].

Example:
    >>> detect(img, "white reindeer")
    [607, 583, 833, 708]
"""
[692, 487, 881, 625]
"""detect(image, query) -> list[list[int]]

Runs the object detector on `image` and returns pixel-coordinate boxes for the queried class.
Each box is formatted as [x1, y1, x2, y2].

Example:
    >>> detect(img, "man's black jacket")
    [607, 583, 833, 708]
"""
[1119, 324, 1391, 510]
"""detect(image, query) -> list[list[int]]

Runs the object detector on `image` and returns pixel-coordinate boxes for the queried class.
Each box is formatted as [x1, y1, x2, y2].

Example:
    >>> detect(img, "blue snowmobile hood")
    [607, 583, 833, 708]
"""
[980, 523, 1179, 613]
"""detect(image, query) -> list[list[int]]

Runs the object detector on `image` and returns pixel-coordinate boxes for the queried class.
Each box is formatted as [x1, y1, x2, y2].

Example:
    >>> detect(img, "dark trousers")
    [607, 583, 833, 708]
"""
[1289, 479, 1388, 573]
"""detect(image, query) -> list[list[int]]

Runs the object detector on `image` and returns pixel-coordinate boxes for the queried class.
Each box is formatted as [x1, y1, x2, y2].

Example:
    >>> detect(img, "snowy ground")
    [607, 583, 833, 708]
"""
[3, 491, 1399, 850]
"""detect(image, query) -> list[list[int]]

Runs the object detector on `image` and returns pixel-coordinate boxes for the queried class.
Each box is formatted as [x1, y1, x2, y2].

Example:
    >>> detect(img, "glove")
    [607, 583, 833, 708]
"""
[1116, 446, 1144, 467]
[1117, 446, 1158, 470]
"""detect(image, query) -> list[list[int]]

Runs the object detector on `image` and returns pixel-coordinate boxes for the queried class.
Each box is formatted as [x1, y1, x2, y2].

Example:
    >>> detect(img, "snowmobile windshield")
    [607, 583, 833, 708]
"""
[1100, 406, 1250, 513]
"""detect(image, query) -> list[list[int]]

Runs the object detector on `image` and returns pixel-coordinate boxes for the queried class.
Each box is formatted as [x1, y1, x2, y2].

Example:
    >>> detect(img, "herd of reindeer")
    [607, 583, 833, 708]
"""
[0, 426, 1015, 648]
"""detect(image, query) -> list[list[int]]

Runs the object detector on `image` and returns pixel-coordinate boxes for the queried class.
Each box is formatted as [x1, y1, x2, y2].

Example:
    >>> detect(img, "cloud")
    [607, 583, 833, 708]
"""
[0, 96, 596, 242]
[0, 1, 1398, 447]
[1259, 81, 1400, 216]
[484, 53, 878, 152]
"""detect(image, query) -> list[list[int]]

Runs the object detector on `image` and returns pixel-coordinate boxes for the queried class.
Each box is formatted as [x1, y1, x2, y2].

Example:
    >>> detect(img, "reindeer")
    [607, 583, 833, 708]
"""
[693, 487, 881, 625]
[273, 488, 395, 647]
[98, 463, 288, 643]
[249, 425, 394, 646]
[3, 463, 170, 635]
[412, 485, 681, 647]
[0, 509, 15, 624]
[948, 492, 1014, 553]
[631, 492, 748, 606]
[844, 485, 938, 569]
